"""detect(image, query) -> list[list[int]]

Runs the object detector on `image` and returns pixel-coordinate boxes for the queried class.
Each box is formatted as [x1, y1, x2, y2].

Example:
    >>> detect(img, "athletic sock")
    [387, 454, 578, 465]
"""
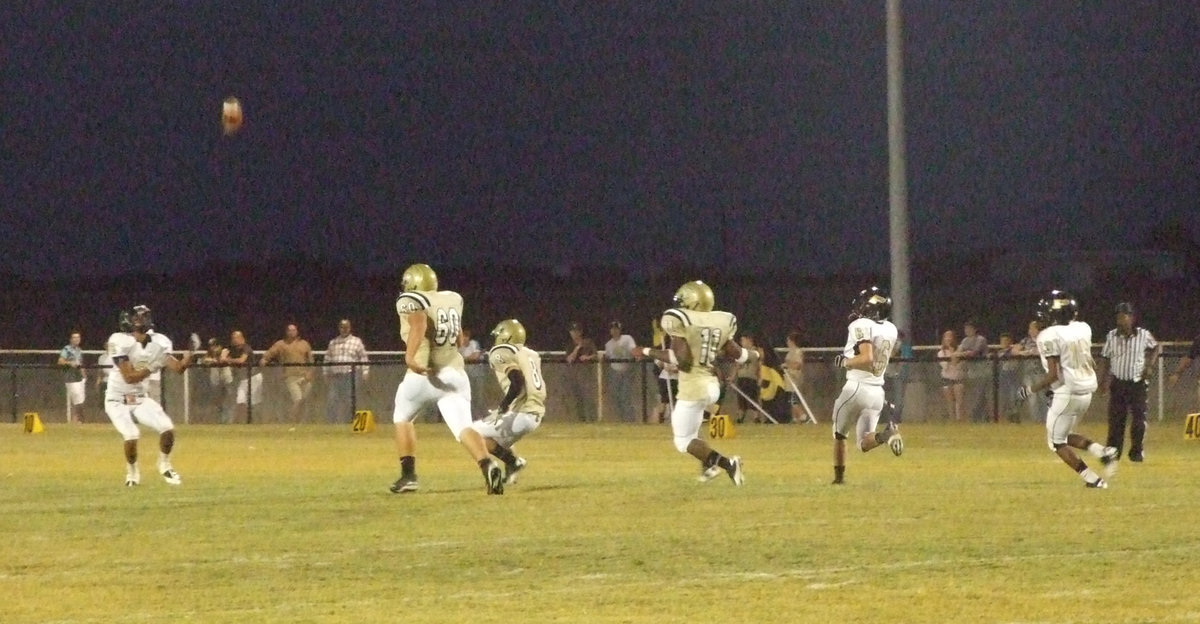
[1078, 467, 1101, 485]
[478, 458, 492, 477]
[491, 445, 517, 465]
[1086, 443, 1106, 458]
[874, 431, 889, 445]
[833, 465, 845, 483]
[400, 456, 416, 478]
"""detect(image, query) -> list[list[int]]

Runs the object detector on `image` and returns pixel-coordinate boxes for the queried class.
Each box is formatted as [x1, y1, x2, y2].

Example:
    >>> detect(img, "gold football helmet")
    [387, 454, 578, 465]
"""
[672, 280, 714, 312]
[491, 319, 527, 345]
[401, 263, 438, 292]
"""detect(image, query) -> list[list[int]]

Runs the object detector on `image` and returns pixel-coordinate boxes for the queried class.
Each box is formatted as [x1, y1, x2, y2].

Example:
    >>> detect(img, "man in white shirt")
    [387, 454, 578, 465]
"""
[604, 321, 637, 422]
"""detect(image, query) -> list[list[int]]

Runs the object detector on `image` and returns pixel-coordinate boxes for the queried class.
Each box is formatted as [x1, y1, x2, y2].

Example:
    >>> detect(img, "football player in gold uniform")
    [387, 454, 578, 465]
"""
[635, 281, 745, 485]
[389, 264, 484, 494]
[460, 319, 546, 493]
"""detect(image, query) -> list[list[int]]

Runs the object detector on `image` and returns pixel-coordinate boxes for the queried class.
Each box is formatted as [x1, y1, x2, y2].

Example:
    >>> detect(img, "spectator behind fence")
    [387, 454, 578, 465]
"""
[996, 332, 1023, 422]
[603, 321, 637, 423]
[956, 319, 990, 422]
[783, 330, 809, 424]
[650, 321, 678, 424]
[325, 319, 369, 424]
[733, 332, 763, 423]
[1099, 303, 1160, 462]
[938, 330, 965, 422]
[1168, 330, 1200, 408]
[222, 330, 262, 424]
[260, 323, 315, 426]
[563, 321, 598, 422]
[201, 337, 234, 423]
[458, 325, 489, 420]
[1013, 320, 1048, 423]
[59, 330, 87, 423]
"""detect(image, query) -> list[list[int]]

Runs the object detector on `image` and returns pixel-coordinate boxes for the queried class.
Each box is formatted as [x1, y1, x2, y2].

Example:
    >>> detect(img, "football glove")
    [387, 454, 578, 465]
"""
[1016, 385, 1032, 401]
[832, 354, 847, 369]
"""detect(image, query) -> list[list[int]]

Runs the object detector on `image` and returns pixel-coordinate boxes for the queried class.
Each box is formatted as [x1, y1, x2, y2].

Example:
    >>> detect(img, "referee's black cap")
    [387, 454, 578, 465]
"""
[1115, 302, 1135, 316]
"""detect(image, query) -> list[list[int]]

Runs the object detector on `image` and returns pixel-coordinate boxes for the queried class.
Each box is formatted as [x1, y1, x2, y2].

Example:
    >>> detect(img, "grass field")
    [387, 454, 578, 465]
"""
[3, 420, 1199, 623]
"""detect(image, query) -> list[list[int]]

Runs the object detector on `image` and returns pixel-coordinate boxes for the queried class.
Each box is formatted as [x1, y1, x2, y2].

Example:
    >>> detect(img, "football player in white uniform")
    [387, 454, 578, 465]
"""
[388, 264, 477, 494]
[829, 287, 903, 485]
[460, 319, 546, 494]
[635, 281, 744, 485]
[1016, 291, 1118, 488]
[104, 305, 197, 486]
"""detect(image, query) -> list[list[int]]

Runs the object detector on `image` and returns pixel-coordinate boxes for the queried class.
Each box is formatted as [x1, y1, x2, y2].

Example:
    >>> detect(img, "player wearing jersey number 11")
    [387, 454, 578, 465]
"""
[635, 280, 744, 486]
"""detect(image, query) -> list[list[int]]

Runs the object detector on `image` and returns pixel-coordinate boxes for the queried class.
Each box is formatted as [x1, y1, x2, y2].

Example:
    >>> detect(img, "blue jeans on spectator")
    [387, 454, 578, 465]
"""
[326, 373, 356, 424]
[606, 367, 636, 422]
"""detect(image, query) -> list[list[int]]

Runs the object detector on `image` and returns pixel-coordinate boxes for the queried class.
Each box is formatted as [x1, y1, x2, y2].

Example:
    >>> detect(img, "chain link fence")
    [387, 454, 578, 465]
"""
[3, 346, 1197, 426]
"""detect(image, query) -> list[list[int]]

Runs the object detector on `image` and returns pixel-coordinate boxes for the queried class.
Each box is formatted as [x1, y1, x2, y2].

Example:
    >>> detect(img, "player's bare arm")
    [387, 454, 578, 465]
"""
[842, 341, 875, 372]
[497, 369, 524, 413]
[404, 311, 428, 375]
[1028, 356, 1060, 395]
[116, 359, 151, 385]
[636, 336, 694, 372]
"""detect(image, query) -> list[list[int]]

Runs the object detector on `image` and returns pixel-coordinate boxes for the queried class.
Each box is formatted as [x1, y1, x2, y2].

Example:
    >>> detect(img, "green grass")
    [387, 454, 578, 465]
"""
[2, 420, 1199, 623]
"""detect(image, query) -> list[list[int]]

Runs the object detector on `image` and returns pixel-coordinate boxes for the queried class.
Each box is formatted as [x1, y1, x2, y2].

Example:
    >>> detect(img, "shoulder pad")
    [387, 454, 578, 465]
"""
[661, 309, 690, 335]
[396, 291, 432, 315]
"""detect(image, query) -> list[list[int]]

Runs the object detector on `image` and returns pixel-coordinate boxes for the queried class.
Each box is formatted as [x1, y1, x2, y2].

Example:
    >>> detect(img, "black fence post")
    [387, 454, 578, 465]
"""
[246, 363, 254, 424]
[991, 354, 1000, 423]
[640, 359, 648, 424]
[350, 363, 358, 417]
[9, 367, 16, 423]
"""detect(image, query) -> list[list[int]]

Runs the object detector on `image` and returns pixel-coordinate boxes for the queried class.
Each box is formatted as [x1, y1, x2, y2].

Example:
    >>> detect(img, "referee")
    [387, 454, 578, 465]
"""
[1099, 302, 1161, 463]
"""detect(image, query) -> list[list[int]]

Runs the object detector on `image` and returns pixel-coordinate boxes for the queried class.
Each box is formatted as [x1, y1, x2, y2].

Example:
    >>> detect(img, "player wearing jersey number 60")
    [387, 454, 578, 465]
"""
[634, 280, 745, 486]
[388, 264, 486, 495]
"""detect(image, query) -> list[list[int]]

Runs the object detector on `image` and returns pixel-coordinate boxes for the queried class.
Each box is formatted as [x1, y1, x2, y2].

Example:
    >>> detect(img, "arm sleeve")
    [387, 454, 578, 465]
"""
[499, 369, 524, 412]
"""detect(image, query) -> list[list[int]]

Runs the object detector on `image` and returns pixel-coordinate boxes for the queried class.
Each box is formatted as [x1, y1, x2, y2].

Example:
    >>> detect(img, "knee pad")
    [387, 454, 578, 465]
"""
[673, 436, 692, 454]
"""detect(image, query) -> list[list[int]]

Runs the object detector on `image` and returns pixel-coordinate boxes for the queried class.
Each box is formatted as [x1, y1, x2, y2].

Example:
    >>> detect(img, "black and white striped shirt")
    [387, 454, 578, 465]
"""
[1101, 327, 1157, 382]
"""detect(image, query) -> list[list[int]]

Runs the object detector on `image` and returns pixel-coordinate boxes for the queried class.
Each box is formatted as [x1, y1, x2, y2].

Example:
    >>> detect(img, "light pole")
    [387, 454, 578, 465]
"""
[887, 0, 912, 336]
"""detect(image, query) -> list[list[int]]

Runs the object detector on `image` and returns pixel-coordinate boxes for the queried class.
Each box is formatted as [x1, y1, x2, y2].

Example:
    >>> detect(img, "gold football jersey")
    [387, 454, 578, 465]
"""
[660, 308, 738, 401]
[396, 290, 466, 371]
[489, 343, 547, 418]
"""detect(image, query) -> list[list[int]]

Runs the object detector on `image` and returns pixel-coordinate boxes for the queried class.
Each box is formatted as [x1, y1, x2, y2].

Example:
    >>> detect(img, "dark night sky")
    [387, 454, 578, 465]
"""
[3, 2, 1198, 280]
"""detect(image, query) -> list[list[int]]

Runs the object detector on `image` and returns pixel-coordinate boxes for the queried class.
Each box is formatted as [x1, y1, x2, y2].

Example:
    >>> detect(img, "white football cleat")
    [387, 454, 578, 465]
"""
[698, 463, 722, 483]
[504, 457, 527, 485]
[1100, 446, 1119, 479]
[725, 456, 744, 486]
[158, 461, 182, 486]
[888, 431, 904, 457]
